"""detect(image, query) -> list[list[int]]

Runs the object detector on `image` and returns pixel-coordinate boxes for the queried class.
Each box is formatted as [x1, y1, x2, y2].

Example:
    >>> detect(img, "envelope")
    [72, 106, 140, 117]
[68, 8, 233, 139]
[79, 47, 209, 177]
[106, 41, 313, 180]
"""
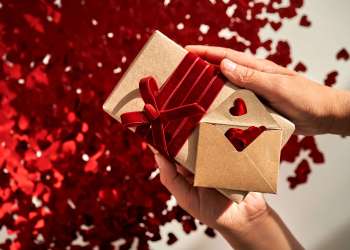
[194, 90, 283, 193]
[103, 30, 295, 201]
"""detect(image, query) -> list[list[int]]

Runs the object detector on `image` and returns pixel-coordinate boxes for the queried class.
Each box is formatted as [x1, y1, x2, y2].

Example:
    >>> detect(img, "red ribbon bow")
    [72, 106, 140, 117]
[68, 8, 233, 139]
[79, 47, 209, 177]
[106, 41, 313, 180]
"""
[121, 77, 205, 156]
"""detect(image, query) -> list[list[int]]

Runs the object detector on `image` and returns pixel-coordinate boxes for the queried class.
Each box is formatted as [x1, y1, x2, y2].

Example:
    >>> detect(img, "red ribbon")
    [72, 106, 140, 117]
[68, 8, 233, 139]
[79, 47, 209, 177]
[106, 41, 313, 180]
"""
[120, 52, 224, 157]
[121, 77, 205, 156]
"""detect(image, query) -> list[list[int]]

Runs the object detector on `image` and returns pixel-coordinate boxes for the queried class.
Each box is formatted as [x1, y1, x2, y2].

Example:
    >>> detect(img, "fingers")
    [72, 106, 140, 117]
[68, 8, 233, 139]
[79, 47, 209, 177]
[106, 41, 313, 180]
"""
[186, 45, 295, 75]
[186, 45, 231, 64]
[155, 153, 198, 214]
[176, 164, 194, 184]
[220, 58, 283, 100]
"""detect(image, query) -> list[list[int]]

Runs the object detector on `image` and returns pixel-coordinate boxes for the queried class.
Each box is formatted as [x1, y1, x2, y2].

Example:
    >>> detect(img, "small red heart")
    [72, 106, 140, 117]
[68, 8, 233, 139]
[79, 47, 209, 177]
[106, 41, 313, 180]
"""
[270, 21, 282, 31]
[225, 126, 266, 152]
[229, 98, 247, 116]
[336, 48, 349, 61]
[299, 15, 311, 27]
[324, 71, 338, 87]
[294, 62, 307, 72]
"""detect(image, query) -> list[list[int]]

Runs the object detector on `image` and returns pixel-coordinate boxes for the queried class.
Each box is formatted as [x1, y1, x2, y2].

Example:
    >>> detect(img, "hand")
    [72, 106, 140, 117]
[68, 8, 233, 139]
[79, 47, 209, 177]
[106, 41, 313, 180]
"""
[155, 153, 303, 250]
[186, 45, 350, 136]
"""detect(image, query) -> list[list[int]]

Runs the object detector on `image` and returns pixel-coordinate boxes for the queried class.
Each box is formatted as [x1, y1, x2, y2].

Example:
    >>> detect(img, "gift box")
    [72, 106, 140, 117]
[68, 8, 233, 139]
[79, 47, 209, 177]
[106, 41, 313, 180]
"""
[103, 31, 294, 202]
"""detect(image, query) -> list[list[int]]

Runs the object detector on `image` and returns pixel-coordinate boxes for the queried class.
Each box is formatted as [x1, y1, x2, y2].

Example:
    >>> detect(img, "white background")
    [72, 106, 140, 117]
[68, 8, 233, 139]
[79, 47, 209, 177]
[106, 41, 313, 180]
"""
[151, 0, 350, 249]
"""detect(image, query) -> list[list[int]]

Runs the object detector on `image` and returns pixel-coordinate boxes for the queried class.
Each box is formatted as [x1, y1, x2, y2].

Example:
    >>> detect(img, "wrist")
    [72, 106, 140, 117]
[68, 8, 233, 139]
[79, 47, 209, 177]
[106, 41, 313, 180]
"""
[217, 205, 273, 249]
[218, 206, 303, 250]
[326, 89, 350, 135]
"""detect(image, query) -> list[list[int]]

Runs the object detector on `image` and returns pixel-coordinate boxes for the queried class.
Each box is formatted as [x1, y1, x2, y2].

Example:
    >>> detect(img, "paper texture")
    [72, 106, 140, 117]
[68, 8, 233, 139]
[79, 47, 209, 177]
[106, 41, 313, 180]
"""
[103, 31, 295, 201]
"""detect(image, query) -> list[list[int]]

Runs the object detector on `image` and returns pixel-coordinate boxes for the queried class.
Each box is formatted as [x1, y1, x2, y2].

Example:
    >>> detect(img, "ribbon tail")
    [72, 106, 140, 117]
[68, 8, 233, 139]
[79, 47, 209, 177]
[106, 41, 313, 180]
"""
[151, 119, 169, 156]
[121, 111, 150, 127]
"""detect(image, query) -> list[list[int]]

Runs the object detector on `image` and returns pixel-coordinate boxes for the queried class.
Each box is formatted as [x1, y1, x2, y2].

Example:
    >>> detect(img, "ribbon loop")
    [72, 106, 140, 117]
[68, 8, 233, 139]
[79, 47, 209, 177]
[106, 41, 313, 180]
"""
[144, 104, 159, 121]
[121, 76, 205, 156]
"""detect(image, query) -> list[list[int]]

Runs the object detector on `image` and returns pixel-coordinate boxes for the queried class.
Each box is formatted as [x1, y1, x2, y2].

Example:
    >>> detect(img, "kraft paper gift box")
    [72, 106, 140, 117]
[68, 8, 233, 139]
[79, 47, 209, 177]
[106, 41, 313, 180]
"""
[103, 30, 295, 202]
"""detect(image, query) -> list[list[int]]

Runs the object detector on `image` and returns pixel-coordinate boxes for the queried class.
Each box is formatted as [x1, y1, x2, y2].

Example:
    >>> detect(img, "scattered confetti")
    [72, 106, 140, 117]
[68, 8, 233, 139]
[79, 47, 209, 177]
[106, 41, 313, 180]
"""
[294, 62, 307, 72]
[336, 48, 349, 61]
[287, 159, 311, 189]
[324, 71, 338, 87]
[299, 15, 311, 27]
[0, 0, 326, 249]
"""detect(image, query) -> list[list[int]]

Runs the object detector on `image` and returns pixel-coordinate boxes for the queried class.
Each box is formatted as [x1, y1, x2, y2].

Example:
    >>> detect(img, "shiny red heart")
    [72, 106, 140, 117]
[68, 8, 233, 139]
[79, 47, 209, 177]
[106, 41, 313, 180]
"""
[229, 98, 247, 116]
[225, 126, 266, 152]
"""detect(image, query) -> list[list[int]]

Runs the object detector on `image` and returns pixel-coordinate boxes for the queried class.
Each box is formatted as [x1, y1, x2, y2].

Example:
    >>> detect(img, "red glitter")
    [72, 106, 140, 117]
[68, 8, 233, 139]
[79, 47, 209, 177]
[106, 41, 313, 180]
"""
[324, 71, 338, 87]
[225, 126, 266, 152]
[0, 0, 325, 249]
[336, 48, 349, 61]
[299, 15, 311, 27]
[229, 98, 247, 116]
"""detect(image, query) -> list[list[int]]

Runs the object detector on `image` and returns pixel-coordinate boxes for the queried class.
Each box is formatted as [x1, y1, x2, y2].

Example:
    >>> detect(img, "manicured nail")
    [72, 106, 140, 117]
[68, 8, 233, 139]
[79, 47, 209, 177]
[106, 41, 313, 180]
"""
[222, 58, 237, 72]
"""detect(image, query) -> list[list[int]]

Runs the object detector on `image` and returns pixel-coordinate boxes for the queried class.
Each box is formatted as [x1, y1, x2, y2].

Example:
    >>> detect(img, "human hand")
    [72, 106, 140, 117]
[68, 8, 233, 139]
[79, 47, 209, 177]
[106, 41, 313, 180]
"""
[186, 45, 350, 136]
[155, 153, 303, 250]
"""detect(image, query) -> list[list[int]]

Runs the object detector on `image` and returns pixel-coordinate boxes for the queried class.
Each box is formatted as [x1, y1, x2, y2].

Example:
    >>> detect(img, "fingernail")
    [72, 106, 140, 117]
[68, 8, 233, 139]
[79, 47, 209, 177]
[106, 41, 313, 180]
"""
[222, 58, 237, 72]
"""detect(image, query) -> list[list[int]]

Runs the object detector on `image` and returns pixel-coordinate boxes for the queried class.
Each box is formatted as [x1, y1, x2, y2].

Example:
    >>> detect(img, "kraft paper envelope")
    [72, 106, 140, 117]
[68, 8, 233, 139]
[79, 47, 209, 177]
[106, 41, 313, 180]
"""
[103, 30, 295, 201]
[195, 90, 282, 193]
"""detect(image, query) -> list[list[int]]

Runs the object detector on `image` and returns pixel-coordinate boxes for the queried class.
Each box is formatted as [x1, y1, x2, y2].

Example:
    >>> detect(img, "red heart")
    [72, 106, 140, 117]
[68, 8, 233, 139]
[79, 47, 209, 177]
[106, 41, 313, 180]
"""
[299, 15, 311, 27]
[225, 126, 266, 152]
[270, 21, 282, 31]
[294, 62, 307, 72]
[229, 98, 247, 116]
[336, 48, 349, 61]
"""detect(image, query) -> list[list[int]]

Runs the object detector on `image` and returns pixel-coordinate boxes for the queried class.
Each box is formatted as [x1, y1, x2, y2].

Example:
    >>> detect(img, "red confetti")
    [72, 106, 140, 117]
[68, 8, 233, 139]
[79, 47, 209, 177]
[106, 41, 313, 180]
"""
[287, 159, 311, 189]
[336, 48, 349, 61]
[204, 227, 216, 237]
[270, 21, 282, 31]
[299, 15, 311, 27]
[166, 233, 178, 245]
[294, 62, 307, 72]
[324, 71, 338, 87]
[229, 98, 247, 116]
[300, 136, 324, 163]
[0, 0, 325, 249]
[225, 126, 266, 152]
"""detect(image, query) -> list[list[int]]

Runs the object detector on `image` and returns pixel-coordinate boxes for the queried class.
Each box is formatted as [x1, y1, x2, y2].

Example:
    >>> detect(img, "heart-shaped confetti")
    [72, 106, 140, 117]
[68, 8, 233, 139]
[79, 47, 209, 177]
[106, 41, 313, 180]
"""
[225, 126, 266, 152]
[229, 98, 247, 116]
[336, 48, 349, 61]
[299, 15, 311, 27]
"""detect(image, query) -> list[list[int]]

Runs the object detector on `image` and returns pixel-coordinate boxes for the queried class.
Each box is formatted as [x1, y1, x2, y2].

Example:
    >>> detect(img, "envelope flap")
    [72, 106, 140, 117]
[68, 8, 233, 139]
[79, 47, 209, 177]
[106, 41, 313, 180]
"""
[201, 89, 280, 130]
[194, 123, 277, 193]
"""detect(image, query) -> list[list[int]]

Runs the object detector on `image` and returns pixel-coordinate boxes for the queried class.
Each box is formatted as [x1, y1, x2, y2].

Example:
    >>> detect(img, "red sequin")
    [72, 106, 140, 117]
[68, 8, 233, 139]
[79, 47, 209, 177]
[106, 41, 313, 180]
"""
[229, 98, 247, 116]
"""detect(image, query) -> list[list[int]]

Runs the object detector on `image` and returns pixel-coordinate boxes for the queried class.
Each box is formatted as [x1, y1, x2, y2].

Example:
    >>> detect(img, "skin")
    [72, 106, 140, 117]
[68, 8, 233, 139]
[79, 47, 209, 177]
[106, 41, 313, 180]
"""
[155, 45, 350, 250]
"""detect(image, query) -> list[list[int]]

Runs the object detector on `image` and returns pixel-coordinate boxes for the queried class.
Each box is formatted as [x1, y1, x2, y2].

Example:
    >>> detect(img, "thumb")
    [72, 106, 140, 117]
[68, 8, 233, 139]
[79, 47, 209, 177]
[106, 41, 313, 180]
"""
[220, 58, 281, 100]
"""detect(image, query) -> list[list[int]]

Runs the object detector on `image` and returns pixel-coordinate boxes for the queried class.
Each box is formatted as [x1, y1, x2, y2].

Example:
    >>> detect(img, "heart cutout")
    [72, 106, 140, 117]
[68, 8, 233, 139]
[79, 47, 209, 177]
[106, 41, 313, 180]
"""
[225, 126, 266, 152]
[229, 98, 247, 116]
